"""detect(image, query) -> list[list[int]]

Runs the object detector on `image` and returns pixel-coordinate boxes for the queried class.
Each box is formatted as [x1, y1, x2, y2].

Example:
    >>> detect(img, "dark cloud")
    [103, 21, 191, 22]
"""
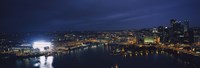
[0, 0, 200, 32]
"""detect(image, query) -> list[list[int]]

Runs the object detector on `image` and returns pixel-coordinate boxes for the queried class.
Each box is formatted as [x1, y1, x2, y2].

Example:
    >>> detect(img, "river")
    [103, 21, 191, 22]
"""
[0, 45, 199, 68]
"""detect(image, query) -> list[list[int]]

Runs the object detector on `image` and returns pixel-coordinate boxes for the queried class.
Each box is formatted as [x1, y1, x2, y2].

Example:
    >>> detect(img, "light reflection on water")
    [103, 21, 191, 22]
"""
[1, 45, 199, 68]
[34, 56, 54, 68]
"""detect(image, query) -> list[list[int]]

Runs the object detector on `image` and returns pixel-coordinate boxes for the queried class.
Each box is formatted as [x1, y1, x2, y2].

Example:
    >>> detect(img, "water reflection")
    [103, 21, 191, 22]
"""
[1, 45, 199, 68]
[34, 56, 54, 68]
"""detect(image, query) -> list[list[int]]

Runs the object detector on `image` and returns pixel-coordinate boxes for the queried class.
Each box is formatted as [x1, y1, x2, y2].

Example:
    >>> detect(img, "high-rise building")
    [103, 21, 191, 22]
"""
[182, 20, 190, 44]
[157, 26, 164, 43]
[152, 27, 158, 33]
[168, 19, 192, 44]
[170, 19, 177, 27]
[183, 20, 189, 33]
[170, 19, 182, 43]
[164, 27, 170, 43]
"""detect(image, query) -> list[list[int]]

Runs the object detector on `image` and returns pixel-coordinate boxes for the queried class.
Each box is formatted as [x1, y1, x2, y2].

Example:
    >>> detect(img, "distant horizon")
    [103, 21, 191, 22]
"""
[1, 26, 200, 33]
[1, 18, 200, 32]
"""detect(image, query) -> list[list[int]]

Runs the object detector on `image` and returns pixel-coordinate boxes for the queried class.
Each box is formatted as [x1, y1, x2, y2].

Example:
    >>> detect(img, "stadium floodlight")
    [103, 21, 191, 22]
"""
[33, 41, 52, 52]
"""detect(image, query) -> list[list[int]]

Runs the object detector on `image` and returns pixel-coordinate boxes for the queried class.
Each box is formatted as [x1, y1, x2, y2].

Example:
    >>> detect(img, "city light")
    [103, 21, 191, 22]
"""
[33, 41, 53, 52]
[20, 44, 32, 46]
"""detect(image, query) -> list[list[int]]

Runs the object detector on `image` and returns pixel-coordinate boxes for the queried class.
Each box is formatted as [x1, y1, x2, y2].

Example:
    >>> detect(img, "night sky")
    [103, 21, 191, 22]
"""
[0, 0, 200, 32]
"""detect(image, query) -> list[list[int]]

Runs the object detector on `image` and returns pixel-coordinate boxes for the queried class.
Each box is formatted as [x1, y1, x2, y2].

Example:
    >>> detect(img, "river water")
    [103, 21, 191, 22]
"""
[0, 45, 199, 68]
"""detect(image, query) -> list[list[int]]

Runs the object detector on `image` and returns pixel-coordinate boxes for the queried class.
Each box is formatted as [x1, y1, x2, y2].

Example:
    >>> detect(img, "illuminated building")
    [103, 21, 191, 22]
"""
[169, 19, 192, 44]
[170, 19, 182, 43]
[152, 27, 158, 33]
[193, 28, 200, 45]
[144, 36, 154, 44]
[11, 46, 32, 53]
[33, 41, 53, 52]
[182, 20, 190, 44]
[158, 26, 165, 43]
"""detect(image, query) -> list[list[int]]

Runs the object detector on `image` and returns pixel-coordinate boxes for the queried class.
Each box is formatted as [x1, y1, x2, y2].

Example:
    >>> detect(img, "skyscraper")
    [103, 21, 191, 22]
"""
[170, 19, 182, 43]
[183, 20, 189, 33]
[169, 19, 192, 44]
[158, 26, 164, 43]
[170, 19, 177, 27]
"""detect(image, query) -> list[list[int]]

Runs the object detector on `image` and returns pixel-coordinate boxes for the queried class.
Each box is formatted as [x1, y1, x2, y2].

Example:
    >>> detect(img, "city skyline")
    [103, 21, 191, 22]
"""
[1, 1, 200, 68]
[1, 0, 200, 32]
